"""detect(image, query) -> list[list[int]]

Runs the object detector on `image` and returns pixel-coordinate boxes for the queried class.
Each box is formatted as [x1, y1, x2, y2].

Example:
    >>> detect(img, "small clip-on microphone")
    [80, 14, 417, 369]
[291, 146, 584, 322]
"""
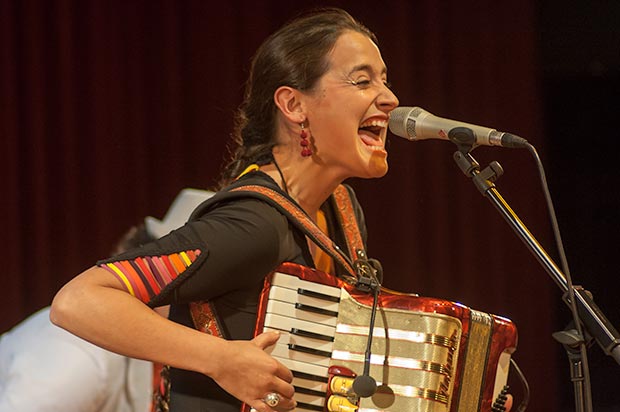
[352, 249, 383, 398]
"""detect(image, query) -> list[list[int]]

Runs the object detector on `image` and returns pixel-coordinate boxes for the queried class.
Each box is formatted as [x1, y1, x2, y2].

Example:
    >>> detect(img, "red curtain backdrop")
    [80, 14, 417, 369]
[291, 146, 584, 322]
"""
[6, 1, 616, 411]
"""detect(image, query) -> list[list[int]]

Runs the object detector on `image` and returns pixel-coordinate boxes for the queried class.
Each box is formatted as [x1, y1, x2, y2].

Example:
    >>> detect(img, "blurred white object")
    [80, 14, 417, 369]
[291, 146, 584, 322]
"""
[0, 188, 216, 411]
[0, 308, 152, 412]
[145, 188, 215, 238]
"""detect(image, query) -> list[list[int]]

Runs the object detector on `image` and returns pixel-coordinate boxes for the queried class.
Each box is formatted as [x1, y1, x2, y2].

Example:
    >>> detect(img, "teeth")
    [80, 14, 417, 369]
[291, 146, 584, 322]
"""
[360, 119, 387, 128]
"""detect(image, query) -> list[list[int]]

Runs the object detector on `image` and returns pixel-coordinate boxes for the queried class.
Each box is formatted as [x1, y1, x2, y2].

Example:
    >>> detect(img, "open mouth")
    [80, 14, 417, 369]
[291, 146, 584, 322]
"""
[359, 119, 387, 149]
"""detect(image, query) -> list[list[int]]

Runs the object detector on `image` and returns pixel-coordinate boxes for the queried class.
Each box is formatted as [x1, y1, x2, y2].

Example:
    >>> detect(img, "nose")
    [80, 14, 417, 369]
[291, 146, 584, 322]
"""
[377, 84, 399, 113]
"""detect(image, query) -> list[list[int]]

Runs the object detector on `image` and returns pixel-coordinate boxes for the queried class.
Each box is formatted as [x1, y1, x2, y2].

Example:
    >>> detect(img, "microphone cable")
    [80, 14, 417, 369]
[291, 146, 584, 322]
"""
[525, 142, 592, 411]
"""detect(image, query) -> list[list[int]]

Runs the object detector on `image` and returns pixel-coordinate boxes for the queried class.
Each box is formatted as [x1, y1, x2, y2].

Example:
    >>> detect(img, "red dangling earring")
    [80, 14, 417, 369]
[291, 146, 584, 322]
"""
[300, 123, 312, 157]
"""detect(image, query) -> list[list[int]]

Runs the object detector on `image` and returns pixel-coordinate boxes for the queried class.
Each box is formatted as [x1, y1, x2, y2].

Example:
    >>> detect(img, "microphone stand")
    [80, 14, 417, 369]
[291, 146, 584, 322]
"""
[447, 127, 620, 412]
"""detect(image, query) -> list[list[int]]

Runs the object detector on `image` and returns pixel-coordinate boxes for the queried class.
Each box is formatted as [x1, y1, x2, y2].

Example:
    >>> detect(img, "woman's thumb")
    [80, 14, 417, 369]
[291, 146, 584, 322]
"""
[251, 331, 281, 349]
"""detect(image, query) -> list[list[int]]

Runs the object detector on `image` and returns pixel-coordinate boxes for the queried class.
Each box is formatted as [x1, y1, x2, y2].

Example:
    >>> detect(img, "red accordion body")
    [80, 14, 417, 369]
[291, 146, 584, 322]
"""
[244, 262, 517, 412]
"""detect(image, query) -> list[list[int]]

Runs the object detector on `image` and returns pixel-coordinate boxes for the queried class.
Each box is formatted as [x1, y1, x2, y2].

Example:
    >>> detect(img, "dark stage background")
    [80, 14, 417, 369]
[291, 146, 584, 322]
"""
[2, 1, 619, 411]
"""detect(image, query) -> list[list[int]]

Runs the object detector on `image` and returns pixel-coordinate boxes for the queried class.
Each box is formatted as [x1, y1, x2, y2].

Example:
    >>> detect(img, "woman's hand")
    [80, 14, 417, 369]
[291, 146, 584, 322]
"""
[209, 331, 296, 412]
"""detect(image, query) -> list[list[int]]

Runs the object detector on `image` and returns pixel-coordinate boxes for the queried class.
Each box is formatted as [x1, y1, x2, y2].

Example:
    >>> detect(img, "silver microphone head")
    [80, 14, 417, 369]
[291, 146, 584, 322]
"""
[388, 106, 428, 140]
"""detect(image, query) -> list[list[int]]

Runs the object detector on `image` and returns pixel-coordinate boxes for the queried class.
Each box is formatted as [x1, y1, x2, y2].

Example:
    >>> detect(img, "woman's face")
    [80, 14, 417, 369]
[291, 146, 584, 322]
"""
[303, 30, 399, 180]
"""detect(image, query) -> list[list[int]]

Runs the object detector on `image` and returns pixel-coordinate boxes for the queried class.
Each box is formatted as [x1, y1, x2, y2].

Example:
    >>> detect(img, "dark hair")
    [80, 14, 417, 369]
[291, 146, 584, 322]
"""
[110, 224, 153, 256]
[218, 8, 377, 187]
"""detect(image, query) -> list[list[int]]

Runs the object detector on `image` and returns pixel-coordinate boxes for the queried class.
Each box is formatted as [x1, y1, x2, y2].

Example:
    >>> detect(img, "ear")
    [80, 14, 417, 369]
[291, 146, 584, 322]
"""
[273, 86, 306, 124]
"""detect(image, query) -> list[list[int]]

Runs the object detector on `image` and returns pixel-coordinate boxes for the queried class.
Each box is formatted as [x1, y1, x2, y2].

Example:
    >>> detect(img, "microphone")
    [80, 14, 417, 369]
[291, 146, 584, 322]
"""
[388, 106, 529, 149]
[352, 251, 382, 398]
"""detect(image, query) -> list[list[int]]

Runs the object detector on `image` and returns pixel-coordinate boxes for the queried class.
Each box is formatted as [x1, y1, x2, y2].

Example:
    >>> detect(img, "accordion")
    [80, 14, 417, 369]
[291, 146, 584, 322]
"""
[245, 262, 517, 412]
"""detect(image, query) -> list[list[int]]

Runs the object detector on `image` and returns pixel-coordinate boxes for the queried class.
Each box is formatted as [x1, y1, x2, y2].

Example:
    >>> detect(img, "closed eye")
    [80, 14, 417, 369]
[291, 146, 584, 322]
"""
[348, 79, 392, 90]
[349, 79, 371, 87]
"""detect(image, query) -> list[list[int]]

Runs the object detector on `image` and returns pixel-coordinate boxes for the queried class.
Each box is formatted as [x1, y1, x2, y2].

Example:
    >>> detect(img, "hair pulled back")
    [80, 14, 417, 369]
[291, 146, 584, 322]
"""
[218, 8, 377, 186]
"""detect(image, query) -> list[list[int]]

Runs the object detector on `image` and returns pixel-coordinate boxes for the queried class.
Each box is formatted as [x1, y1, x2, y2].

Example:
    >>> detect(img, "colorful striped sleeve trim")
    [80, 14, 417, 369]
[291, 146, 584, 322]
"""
[100, 249, 202, 303]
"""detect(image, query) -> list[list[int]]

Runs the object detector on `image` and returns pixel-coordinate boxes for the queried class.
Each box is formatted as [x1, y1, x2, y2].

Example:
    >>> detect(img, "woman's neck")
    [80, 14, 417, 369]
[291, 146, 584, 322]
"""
[262, 149, 342, 219]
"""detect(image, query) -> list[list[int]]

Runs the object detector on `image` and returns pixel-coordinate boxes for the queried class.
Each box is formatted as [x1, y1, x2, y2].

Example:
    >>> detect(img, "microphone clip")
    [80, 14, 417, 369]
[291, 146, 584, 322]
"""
[353, 249, 381, 293]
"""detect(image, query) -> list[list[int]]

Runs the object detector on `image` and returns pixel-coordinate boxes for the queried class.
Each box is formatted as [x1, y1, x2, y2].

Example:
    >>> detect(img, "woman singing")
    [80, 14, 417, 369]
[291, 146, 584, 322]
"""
[51, 8, 399, 412]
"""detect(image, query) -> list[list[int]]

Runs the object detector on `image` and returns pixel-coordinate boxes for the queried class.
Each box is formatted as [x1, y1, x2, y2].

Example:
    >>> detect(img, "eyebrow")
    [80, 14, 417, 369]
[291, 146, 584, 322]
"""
[347, 63, 388, 77]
